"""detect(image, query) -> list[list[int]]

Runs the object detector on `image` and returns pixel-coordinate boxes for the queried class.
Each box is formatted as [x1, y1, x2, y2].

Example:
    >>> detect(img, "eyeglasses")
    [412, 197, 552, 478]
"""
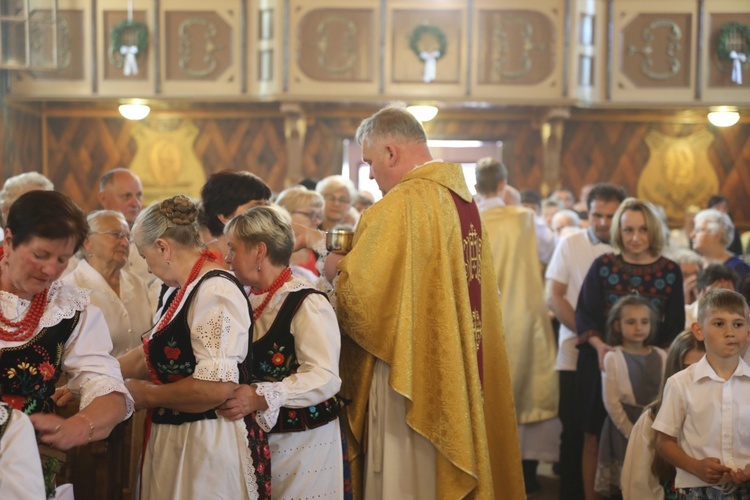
[324, 195, 351, 205]
[91, 230, 131, 242]
[292, 210, 323, 221]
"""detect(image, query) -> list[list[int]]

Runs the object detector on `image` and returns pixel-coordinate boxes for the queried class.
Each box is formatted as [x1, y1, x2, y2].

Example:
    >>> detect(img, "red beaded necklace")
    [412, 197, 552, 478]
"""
[0, 248, 51, 342]
[155, 250, 216, 332]
[250, 267, 292, 321]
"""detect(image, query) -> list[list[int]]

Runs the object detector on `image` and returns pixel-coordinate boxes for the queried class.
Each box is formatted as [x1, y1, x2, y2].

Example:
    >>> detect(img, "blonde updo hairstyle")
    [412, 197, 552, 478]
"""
[133, 195, 203, 249]
[224, 205, 294, 267]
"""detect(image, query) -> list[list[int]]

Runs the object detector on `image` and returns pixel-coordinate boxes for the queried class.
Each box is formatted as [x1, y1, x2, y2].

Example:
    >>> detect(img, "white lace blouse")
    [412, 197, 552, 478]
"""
[63, 259, 153, 358]
[0, 281, 134, 418]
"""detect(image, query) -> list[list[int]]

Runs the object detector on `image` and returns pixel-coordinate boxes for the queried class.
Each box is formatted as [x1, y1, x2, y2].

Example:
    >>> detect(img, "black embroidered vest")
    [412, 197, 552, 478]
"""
[145, 270, 252, 425]
[252, 288, 343, 433]
[0, 314, 80, 414]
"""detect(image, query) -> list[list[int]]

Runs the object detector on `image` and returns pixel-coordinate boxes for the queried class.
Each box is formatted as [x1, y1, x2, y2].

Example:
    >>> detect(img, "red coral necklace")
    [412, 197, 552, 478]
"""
[250, 267, 292, 321]
[0, 248, 51, 342]
[155, 250, 216, 332]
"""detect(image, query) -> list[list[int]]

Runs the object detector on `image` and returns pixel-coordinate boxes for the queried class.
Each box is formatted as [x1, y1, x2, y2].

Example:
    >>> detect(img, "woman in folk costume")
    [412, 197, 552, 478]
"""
[217, 205, 349, 499]
[0, 191, 133, 496]
[119, 195, 266, 499]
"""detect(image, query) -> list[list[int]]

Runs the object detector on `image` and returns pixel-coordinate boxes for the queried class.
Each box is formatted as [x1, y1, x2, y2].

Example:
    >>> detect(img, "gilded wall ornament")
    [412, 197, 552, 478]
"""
[178, 17, 221, 77]
[493, 17, 545, 79]
[627, 20, 682, 80]
[316, 16, 357, 74]
[637, 130, 717, 224]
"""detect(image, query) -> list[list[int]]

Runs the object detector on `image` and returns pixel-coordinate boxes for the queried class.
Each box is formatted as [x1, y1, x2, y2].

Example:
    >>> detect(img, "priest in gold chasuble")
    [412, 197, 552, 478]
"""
[331, 106, 524, 499]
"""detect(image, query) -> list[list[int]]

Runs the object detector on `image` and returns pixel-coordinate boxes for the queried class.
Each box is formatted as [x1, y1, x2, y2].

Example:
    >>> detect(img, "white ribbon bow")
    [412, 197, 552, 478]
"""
[420, 50, 441, 83]
[120, 45, 139, 76]
[729, 50, 747, 85]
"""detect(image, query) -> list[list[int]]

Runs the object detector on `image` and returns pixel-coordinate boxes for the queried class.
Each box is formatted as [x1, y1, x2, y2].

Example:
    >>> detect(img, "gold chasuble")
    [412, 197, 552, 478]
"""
[337, 162, 524, 499]
[479, 206, 559, 424]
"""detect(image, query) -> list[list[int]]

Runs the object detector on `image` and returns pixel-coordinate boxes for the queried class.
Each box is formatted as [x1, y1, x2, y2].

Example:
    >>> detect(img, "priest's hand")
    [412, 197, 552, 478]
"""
[216, 384, 269, 421]
[291, 222, 325, 251]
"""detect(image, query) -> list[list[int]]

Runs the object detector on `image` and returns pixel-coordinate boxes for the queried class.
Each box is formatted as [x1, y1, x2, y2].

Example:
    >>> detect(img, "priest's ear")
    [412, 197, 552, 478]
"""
[385, 144, 398, 167]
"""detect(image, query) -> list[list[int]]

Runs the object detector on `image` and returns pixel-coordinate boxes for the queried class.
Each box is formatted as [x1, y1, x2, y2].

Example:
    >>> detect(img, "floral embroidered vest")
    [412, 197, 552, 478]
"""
[0, 314, 80, 414]
[145, 270, 251, 425]
[252, 289, 343, 433]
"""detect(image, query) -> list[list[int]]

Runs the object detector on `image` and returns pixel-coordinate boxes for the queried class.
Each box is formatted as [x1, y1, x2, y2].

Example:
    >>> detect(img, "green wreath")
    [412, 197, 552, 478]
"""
[110, 19, 148, 58]
[716, 22, 750, 61]
[409, 24, 447, 62]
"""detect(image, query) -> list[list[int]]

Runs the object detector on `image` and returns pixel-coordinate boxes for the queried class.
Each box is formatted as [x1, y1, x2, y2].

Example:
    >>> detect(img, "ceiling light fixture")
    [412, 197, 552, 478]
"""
[707, 107, 740, 127]
[118, 102, 151, 120]
[407, 105, 438, 122]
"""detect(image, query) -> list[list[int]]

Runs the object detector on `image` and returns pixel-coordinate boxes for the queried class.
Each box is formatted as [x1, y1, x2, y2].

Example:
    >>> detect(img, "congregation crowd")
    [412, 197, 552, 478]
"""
[0, 105, 748, 500]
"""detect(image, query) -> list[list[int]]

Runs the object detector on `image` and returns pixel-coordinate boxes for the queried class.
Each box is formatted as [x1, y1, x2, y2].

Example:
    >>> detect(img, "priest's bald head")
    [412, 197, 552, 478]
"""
[356, 106, 433, 195]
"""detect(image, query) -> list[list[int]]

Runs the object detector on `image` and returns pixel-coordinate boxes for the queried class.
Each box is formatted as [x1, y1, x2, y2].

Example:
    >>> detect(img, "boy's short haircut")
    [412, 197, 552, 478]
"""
[697, 288, 750, 325]
[696, 264, 739, 292]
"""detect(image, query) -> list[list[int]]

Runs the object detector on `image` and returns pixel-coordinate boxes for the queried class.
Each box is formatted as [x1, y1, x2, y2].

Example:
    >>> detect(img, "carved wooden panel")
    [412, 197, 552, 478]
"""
[611, 1, 697, 102]
[621, 14, 692, 87]
[477, 10, 555, 85]
[384, 1, 467, 97]
[0, 107, 43, 181]
[11, 1, 92, 97]
[472, 0, 565, 101]
[288, 2, 379, 96]
[159, 0, 241, 95]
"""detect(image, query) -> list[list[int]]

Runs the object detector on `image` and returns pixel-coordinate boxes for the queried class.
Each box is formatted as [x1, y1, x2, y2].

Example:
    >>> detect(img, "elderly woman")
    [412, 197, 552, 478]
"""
[63, 210, 152, 357]
[119, 195, 263, 499]
[316, 175, 357, 231]
[198, 170, 271, 262]
[0, 191, 132, 490]
[691, 208, 750, 284]
[275, 186, 325, 276]
[576, 197, 684, 499]
[0, 172, 53, 234]
[219, 206, 347, 499]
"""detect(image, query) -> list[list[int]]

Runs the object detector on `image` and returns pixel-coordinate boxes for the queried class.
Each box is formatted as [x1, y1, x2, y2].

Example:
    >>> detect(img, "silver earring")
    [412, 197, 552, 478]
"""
[256, 262, 261, 272]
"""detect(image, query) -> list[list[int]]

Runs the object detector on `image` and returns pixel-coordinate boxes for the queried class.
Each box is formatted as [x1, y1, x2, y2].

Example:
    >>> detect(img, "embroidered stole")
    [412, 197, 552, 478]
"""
[449, 191, 484, 385]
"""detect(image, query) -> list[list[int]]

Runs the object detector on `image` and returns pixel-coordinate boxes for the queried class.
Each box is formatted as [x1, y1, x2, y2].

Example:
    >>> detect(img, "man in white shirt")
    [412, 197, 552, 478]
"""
[98, 169, 155, 296]
[545, 183, 626, 499]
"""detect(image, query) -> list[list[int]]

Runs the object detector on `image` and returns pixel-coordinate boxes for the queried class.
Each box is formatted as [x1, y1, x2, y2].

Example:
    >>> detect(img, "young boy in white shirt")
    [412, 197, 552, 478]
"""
[653, 289, 750, 499]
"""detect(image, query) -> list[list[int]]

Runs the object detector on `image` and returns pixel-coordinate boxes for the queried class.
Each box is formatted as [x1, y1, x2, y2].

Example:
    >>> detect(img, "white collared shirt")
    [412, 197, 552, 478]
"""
[652, 355, 750, 488]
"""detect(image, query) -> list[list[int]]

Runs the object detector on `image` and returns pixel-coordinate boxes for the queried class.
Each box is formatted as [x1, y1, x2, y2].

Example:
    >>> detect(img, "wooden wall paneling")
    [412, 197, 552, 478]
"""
[472, 0, 567, 103]
[559, 118, 750, 228]
[159, 0, 242, 96]
[610, 0, 698, 103]
[249, 0, 284, 96]
[10, 0, 93, 97]
[700, 0, 750, 104]
[287, 1, 380, 98]
[97, 0, 156, 97]
[569, 0, 608, 103]
[0, 106, 43, 181]
[383, 1, 468, 98]
[46, 116, 136, 212]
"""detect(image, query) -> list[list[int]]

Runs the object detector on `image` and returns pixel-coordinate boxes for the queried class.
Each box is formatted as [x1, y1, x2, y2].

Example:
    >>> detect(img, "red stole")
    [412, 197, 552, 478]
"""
[449, 191, 484, 385]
